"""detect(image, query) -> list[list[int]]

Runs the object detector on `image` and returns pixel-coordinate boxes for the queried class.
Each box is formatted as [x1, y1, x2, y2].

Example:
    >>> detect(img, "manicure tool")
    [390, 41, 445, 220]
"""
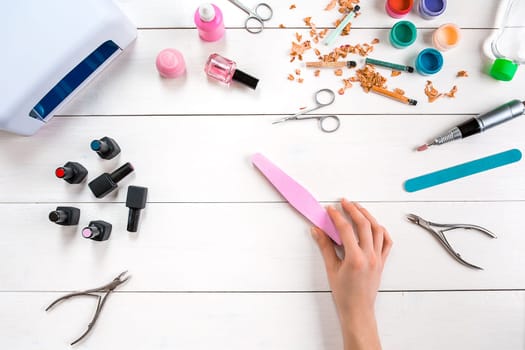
[407, 214, 496, 270]
[227, 0, 273, 34]
[46, 271, 130, 345]
[417, 100, 525, 151]
[273, 89, 340, 133]
[404, 149, 522, 192]
[324, 5, 361, 45]
[252, 153, 341, 245]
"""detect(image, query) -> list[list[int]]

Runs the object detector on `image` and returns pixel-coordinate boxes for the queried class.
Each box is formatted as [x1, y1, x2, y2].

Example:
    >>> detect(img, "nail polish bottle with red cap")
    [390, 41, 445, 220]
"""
[55, 162, 88, 184]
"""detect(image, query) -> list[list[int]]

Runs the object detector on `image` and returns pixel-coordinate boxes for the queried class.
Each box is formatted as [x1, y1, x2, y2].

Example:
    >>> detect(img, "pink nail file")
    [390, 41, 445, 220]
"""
[251, 153, 342, 245]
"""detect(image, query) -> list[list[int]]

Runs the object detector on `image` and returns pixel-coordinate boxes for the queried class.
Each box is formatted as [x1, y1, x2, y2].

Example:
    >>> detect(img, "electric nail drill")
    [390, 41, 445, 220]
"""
[55, 162, 88, 184]
[90, 136, 121, 160]
[82, 220, 112, 241]
[418, 99, 525, 151]
[49, 206, 81, 226]
[88, 162, 134, 198]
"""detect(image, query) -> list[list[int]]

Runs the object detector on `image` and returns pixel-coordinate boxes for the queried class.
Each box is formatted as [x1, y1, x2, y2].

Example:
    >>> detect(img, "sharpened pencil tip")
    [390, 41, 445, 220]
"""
[416, 144, 429, 152]
[407, 66, 415, 73]
[409, 99, 417, 105]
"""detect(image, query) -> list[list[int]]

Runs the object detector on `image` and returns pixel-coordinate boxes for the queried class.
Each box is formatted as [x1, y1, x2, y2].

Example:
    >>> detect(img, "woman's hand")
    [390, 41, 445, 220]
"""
[311, 199, 393, 350]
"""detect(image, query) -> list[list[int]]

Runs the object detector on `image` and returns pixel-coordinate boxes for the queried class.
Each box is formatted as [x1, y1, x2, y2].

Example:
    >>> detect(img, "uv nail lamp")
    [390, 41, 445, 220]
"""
[0, 0, 137, 136]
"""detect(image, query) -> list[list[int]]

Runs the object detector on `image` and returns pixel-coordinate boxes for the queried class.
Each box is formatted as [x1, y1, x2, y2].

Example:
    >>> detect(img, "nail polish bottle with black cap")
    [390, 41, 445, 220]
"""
[204, 53, 259, 90]
[82, 220, 112, 241]
[90, 136, 121, 160]
[55, 162, 88, 184]
[49, 206, 81, 226]
[88, 162, 134, 198]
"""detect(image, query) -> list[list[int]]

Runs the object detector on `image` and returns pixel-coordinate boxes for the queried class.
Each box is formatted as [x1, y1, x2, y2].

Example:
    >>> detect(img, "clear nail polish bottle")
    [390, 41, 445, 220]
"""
[204, 53, 259, 89]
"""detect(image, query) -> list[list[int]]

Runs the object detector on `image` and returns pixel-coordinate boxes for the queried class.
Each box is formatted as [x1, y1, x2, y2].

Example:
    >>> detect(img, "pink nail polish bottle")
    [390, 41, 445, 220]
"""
[194, 3, 225, 42]
[204, 53, 259, 89]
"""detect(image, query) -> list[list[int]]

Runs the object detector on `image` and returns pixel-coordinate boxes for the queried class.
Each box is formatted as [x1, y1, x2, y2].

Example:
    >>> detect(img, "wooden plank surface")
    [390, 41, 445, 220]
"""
[0, 202, 524, 291]
[1, 115, 524, 202]
[1, 291, 523, 349]
[2, 0, 524, 348]
[115, 0, 501, 29]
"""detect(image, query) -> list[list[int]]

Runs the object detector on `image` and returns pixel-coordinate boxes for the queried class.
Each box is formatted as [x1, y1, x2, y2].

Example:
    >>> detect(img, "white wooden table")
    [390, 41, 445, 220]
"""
[1, 1, 525, 349]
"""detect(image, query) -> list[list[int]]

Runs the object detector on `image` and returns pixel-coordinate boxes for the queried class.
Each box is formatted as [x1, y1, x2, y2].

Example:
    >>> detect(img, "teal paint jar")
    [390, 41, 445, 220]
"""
[389, 21, 417, 48]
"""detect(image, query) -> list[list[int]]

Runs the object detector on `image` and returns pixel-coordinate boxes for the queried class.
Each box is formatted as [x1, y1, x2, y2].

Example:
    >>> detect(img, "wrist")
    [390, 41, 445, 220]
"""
[341, 309, 381, 350]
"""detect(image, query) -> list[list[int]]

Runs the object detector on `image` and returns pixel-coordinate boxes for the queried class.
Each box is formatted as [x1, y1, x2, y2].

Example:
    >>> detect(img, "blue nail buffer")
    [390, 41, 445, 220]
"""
[405, 149, 522, 192]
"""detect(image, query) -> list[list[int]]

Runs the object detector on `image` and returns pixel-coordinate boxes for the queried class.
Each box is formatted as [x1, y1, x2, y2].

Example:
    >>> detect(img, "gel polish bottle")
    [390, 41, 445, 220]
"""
[194, 3, 225, 42]
[204, 53, 259, 89]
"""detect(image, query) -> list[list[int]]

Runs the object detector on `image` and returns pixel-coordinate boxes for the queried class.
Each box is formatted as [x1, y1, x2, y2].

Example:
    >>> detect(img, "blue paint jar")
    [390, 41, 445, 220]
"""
[418, 0, 446, 19]
[415, 48, 443, 75]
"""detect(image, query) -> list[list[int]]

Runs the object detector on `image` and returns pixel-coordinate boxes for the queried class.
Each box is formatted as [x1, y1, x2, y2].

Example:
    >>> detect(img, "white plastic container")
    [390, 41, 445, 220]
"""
[487, 0, 525, 81]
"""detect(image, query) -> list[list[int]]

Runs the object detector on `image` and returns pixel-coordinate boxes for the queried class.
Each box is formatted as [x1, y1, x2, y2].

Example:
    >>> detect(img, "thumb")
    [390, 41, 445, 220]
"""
[311, 227, 339, 273]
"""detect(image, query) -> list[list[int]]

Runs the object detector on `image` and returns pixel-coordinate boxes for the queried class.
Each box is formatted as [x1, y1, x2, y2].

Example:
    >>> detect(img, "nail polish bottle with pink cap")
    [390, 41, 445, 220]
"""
[194, 3, 225, 42]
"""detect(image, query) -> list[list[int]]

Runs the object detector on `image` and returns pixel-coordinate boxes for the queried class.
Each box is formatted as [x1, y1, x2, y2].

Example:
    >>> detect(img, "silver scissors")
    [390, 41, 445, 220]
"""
[407, 214, 497, 270]
[273, 89, 340, 133]
[227, 0, 273, 34]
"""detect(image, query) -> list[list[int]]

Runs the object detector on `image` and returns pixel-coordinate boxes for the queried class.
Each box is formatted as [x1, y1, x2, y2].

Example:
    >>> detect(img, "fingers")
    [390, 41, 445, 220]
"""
[341, 200, 373, 252]
[382, 228, 393, 262]
[353, 203, 385, 255]
[327, 206, 358, 250]
[311, 227, 340, 273]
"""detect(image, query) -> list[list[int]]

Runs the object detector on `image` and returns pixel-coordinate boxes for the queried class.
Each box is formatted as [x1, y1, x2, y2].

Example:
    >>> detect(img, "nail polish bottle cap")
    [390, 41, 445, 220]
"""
[156, 48, 186, 78]
[233, 69, 259, 90]
[199, 3, 215, 22]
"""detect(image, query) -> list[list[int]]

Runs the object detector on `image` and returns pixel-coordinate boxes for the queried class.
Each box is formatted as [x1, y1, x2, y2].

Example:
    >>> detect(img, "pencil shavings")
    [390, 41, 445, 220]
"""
[424, 81, 458, 102]
[295, 69, 301, 75]
[314, 69, 321, 77]
[424, 81, 441, 102]
[325, 0, 337, 10]
[445, 85, 458, 98]
[334, 69, 343, 76]
[290, 40, 312, 60]
[279, 24, 286, 28]
[457, 70, 469, 77]
[338, 88, 346, 95]
[288, 74, 295, 81]
[355, 64, 388, 92]
[290, 4, 296, 9]
[393, 88, 405, 95]
[391, 70, 401, 77]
